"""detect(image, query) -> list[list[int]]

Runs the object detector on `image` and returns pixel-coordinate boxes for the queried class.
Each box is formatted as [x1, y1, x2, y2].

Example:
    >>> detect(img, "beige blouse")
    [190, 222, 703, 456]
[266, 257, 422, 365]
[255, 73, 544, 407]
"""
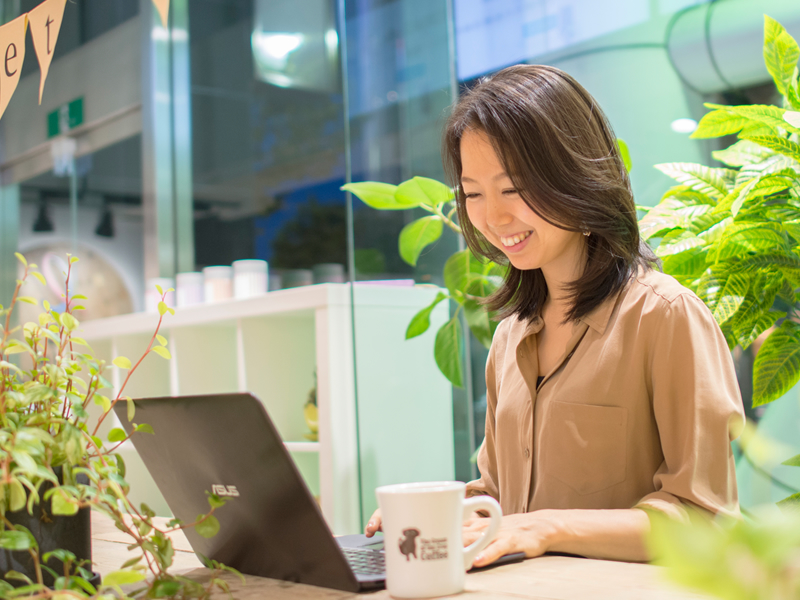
[466, 268, 745, 521]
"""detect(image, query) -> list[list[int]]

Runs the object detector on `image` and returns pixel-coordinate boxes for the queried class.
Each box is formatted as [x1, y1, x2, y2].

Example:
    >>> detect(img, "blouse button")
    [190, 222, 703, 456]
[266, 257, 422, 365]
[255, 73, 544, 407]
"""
[524, 448, 530, 459]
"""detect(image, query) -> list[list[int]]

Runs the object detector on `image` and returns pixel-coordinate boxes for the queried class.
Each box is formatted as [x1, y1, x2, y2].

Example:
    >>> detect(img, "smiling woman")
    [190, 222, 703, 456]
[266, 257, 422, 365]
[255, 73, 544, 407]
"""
[427, 64, 744, 566]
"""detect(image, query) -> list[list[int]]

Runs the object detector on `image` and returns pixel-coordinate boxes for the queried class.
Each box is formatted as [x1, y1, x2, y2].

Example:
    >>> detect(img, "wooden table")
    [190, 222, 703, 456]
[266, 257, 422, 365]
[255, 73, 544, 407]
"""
[91, 513, 711, 599]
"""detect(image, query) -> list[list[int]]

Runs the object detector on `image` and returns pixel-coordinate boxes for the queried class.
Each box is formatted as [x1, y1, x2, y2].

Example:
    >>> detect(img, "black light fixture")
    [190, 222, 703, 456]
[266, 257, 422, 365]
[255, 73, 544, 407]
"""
[95, 202, 114, 238]
[32, 200, 54, 232]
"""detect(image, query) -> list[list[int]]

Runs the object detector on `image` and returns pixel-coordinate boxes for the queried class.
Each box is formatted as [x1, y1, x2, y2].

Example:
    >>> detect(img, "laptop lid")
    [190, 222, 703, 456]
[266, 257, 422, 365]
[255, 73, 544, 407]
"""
[113, 392, 361, 592]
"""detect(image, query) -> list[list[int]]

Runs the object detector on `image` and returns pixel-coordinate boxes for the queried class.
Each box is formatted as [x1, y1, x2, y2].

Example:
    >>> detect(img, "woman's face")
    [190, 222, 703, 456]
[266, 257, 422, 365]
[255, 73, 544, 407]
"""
[460, 129, 586, 279]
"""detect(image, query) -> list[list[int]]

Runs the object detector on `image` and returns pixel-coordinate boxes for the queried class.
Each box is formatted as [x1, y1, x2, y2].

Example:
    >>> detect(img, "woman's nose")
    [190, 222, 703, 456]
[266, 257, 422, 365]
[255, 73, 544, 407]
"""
[485, 196, 512, 228]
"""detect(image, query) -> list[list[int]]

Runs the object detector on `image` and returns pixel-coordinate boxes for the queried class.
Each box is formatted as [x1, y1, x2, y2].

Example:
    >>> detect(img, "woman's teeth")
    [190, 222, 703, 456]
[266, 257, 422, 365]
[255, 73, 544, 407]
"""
[500, 231, 532, 247]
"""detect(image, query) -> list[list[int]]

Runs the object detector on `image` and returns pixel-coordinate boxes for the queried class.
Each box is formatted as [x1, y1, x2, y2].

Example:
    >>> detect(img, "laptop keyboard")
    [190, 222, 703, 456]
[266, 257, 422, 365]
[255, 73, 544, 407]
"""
[341, 547, 385, 576]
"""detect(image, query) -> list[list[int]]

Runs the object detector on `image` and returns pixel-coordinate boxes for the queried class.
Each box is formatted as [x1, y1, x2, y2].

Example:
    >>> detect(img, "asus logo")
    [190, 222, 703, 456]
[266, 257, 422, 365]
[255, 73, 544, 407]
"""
[212, 484, 240, 497]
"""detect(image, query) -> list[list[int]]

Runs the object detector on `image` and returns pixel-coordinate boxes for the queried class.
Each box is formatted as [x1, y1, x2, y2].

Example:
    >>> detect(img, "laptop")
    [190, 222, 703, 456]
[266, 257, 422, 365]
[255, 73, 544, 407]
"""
[113, 392, 385, 592]
[114, 392, 524, 592]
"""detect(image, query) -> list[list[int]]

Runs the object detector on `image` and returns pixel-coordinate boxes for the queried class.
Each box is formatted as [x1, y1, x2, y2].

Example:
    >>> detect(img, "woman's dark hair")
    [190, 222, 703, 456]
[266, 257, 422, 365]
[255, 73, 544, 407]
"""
[442, 64, 658, 323]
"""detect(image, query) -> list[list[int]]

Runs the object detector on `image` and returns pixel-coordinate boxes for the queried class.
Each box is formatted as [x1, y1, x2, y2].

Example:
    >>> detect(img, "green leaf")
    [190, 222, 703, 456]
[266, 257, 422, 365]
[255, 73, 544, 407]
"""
[9, 479, 25, 512]
[690, 109, 747, 139]
[661, 247, 707, 282]
[777, 492, 800, 514]
[464, 299, 494, 349]
[782, 453, 800, 467]
[136, 423, 155, 435]
[712, 140, 774, 167]
[0, 530, 32, 550]
[434, 316, 463, 388]
[93, 395, 111, 413]
[398, 216, 443, 266]
[16, 296, 37, 306]
[395, 176, 453, 208]
[406, 292, 448, 339]
[655, 230, 705, 258]
[705, 102, 800, 135]
[158, 301, 168, 316]
[51, 492, 78, 516]
[617, 139, 631, 172]
[69, 256, 79, 264]
[112, 356, 131, 370]
[713, 223, 786, 261]
[108, 428, 127, 443]
[60, 313, 78, 331]
[735, 311, 785, 351]
[14, 252, 27, 267]
[151, 578, 181, 598]
[151, 346, 171, 360]
[753, 320, 800, 406]
[156, 334, 168, 346]
[102, 570, 146, 587]
[341, 182, 408, 210]
[127, 397, 135, 422]
[740, 134, 800, 163]
[654, 163, 733, 199]
[712, 274, 750, 326]
[195, 515, 221, 538]
[763, 15, 800, 98]
[443, 249, 487, 298]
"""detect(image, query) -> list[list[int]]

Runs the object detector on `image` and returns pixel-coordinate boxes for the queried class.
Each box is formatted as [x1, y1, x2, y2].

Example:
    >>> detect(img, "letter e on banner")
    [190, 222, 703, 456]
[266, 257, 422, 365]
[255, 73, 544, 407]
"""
[0, 14, 27, 121]
[152, 0, 169, 28]
[28, 0, 68, 104]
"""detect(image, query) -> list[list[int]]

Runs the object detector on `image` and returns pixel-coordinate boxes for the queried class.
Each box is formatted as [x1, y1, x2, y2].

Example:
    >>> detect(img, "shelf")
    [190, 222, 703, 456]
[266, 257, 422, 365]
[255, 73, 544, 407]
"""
[284, 442, 320, 453]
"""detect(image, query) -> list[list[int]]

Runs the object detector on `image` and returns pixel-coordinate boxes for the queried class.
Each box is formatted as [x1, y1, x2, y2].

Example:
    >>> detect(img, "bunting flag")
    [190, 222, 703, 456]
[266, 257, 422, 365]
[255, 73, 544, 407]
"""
[28, 0, 67, 104]
[0, 14, 28, 120]
[152, 0, 169, 28]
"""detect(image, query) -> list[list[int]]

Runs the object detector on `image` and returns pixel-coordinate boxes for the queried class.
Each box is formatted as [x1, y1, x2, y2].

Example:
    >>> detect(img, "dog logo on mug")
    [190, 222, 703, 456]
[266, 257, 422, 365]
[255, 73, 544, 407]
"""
[399, 528, 449, 561]
[399, 528, 420, 561]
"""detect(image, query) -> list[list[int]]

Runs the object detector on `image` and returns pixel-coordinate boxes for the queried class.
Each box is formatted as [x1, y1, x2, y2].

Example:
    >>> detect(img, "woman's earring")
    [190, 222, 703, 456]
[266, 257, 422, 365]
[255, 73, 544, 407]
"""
[583, 230, 591, 237]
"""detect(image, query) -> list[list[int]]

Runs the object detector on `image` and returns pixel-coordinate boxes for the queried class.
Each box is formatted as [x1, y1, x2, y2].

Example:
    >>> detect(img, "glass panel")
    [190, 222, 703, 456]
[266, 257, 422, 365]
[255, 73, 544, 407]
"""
[189, 0, 347, 285]
[17, 135, 144, 319]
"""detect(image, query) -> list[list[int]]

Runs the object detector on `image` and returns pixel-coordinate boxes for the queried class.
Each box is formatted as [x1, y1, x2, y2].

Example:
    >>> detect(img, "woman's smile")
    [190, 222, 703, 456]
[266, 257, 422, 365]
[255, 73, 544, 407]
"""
[499, 230, 533, 250]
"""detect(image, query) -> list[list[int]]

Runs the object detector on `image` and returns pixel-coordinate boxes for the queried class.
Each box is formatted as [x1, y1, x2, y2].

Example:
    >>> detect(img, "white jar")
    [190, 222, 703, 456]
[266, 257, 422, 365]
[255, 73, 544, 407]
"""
[176, 272, 205, 307]
[145, 277, 175, 313]
[203, 266, 233, 303]
[232, 259, 268, 299]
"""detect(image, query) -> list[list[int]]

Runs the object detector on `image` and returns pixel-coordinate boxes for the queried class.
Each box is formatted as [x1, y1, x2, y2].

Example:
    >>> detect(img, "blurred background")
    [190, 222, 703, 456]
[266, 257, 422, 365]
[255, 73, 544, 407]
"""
[0, 0, 798, 488]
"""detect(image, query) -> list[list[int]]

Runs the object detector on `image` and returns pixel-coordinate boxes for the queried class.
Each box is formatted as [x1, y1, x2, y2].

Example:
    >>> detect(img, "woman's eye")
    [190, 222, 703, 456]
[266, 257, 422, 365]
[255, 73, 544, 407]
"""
[503, 188, 520, 195]
[464, 192, 480, 200]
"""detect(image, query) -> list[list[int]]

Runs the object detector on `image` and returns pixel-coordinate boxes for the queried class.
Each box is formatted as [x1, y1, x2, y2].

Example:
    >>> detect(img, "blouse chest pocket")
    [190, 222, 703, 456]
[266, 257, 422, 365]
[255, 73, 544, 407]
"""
[544, 401, 627, 496]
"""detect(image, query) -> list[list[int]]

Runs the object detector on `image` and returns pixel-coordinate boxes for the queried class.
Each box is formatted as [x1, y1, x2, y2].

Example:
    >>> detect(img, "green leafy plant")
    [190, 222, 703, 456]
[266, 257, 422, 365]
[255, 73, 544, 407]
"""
[640, 15, 800, 600]
[342, 177, 505, 387]
[640, 16, 800, 411]
[0, 253, 241, 599]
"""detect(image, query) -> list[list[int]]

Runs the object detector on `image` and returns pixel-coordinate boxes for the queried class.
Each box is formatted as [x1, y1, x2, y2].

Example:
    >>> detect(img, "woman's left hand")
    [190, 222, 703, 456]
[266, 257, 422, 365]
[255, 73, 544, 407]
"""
[463, 512, 559, 568]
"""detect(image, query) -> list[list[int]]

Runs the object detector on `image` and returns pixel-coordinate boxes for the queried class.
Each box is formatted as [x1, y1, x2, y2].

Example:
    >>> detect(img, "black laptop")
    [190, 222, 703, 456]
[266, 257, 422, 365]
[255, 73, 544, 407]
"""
[113, 392, 385, 592]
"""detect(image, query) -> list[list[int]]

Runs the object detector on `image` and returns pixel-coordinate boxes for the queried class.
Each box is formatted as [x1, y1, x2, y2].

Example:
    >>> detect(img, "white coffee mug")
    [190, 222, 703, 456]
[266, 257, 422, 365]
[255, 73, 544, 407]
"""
[376, 481, 502, 599]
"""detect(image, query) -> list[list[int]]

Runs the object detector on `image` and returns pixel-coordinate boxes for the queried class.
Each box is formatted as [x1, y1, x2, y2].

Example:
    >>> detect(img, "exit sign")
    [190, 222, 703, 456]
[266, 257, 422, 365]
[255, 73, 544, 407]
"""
[47, 97, 83, 138]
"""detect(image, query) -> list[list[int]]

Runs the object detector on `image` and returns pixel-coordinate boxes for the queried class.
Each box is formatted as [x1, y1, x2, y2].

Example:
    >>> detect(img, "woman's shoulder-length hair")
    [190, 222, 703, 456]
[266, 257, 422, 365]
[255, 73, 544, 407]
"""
[442, 64, 658, 323]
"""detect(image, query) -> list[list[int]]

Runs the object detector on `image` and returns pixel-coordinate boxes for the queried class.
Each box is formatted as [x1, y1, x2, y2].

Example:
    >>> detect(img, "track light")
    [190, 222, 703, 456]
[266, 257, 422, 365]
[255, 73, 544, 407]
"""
[95, 204, 114, 238]
[33, 201, 54, 232]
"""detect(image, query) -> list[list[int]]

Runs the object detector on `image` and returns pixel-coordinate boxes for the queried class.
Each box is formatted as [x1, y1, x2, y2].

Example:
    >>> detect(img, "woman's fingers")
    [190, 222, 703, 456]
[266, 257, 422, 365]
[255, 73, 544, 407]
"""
[472, 537, 515, 568]
[365, 510, 383, 537]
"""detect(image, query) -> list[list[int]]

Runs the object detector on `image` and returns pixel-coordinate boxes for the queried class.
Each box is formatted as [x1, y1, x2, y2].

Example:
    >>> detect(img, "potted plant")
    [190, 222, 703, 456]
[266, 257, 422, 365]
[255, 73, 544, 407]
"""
[639, 15, 800, 600]
[0, 253, 239, 598]
[341, 177, 506, 387]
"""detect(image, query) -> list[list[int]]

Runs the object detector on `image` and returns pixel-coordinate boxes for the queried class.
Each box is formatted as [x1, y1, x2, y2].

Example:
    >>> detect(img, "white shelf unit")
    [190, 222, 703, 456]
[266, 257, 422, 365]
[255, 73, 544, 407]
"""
[79, 283, 454, 535]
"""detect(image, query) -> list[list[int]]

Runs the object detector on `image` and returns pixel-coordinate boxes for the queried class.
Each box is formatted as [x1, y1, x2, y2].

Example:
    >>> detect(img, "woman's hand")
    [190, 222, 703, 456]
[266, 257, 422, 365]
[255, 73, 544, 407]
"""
[365, 509, 382, 537]
[463, 512, 559, 568]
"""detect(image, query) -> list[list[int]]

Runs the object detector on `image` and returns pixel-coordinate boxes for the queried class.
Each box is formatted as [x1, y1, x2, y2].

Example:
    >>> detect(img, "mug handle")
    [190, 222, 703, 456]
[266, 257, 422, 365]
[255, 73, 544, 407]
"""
[461, 495, 502, 569]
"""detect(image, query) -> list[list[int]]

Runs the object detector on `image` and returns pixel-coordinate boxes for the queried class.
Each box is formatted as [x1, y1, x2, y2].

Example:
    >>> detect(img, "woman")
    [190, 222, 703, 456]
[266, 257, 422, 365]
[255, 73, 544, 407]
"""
[366, 64, 744, 565]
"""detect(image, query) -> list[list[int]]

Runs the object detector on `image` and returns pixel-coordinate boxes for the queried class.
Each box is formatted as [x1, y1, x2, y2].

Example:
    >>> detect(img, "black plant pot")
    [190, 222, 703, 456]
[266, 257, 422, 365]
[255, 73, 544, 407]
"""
[0, 478, 97, 588]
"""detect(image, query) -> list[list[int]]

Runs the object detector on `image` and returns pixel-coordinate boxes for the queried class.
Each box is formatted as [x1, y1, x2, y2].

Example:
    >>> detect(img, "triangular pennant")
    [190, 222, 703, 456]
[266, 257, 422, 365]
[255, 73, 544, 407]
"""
[0, 14, 28, 121]
[28, 0, 68, 104]
[152, 0, 169, 28]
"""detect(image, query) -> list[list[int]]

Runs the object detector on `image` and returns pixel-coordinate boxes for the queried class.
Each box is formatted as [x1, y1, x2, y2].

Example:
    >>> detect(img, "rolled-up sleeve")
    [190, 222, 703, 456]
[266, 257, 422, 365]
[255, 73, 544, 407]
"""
[635, 293, 745, 520]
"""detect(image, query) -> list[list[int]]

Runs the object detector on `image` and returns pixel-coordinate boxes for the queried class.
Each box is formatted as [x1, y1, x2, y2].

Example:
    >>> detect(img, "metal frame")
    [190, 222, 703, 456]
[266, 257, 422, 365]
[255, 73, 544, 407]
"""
[140, 0, 194, 280]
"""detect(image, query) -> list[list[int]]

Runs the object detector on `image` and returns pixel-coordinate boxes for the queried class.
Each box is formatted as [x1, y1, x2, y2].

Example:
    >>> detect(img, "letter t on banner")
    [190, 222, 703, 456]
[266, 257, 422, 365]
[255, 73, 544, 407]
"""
[28, 0, 68, 104]
[152, 0, 169, 27]
[0, 14, 27, 120]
